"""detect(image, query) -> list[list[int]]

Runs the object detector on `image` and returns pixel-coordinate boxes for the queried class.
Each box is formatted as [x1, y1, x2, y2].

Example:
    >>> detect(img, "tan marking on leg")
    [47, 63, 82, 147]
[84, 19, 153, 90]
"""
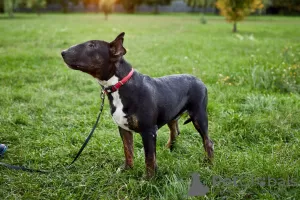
[192, 121, 214, 160]
[127, 115, 139, 131]
[119, 128, 134, 169]
[166, 120, 179, 149]
[205, 138, 214, 159]
[145, 154, 156, 179]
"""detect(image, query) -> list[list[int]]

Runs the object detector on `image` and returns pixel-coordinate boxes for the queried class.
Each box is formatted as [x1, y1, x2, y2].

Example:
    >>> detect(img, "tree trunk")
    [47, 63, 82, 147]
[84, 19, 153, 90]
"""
[233, 22, 237, 32]
[4, 0, 14, 18]
[104, 13, 108, 20]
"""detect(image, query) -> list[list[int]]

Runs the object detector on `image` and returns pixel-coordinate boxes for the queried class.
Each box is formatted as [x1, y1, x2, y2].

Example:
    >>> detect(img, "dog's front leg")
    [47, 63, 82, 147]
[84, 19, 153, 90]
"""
[141, 128, 157, 179]
[119, 127, 134, 169]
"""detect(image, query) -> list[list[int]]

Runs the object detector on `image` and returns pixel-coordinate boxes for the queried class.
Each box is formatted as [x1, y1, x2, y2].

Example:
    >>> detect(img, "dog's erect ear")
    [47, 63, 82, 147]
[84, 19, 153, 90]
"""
[109, 32, 127, 59]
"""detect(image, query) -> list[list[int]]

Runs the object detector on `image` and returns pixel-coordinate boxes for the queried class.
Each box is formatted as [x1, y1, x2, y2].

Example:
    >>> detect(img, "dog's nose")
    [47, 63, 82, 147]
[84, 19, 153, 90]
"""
[61, 51, 66, 57]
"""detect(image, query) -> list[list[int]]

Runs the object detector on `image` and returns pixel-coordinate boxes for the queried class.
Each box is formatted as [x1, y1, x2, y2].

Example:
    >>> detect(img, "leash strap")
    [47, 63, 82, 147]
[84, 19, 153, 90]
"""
[0, 88, 106, 173]
[67, 89, 105, 168]
[0, 162, 48, 173]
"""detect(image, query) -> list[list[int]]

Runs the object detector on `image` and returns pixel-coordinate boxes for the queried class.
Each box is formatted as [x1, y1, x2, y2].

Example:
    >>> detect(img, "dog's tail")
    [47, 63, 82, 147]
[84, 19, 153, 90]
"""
[183, 118, 192, 125]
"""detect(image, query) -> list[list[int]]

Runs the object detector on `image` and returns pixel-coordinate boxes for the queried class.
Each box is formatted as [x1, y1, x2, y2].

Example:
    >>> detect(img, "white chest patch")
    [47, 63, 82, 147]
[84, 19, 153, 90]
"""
[111, 91, 131, 131]
[97, 76, 131, 131]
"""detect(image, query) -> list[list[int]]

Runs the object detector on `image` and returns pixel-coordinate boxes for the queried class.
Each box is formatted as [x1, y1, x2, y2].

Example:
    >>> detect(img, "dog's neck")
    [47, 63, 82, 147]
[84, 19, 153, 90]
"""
[97, 58, 133, 87]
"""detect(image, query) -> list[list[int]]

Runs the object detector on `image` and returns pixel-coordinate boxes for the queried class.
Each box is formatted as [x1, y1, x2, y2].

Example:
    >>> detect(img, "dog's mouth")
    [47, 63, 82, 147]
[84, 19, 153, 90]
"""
[62, 56, 84, 70]
[66, 63, 85, 70]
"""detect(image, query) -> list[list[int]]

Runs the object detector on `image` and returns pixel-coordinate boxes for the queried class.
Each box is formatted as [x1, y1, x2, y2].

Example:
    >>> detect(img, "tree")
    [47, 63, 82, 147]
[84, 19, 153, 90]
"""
[119, 0, 142, 13]
[47, 0, 80, 13]
[24, 0, 46, 14]
[216, 0, 264, 32]
[272, 0, 300, 13]
[260, 0, 271, 14]
[83, 0, 99, 12]
[99, 0, 114, 19]
[3, 0, 20, 17]
[1, 0, 4, 13]
[185, 0, 215, 9]
[185, 0, 216, 23]
[144, 0, 172, 14]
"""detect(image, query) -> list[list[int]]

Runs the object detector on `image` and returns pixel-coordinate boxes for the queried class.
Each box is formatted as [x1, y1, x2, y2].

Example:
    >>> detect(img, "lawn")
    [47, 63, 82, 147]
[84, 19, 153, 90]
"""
[0, 13, 300, 199]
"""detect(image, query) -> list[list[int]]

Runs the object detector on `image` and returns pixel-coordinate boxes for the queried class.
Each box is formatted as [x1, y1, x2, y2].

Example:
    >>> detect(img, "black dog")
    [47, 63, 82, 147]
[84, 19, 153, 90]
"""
[61, 32, 214, 178]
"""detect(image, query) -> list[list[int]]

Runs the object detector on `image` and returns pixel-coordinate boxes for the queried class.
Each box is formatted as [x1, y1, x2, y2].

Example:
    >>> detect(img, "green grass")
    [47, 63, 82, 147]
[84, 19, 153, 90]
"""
[0, 13, 300, 199]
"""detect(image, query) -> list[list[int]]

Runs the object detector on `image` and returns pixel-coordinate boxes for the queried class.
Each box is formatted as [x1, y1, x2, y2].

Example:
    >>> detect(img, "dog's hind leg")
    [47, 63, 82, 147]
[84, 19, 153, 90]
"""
[189, 90, 214, 159]
[192, 115, 214, 159]
[166, 120, 180, 151]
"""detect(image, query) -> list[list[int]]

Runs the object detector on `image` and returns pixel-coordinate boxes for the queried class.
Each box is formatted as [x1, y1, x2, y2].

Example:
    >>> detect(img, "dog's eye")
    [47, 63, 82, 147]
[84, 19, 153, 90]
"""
[89, 43, 95, 48]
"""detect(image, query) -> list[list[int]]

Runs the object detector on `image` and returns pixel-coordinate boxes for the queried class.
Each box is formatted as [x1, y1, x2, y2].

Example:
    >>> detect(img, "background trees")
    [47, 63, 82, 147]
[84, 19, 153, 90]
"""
[144, 0, 172, 14]
[83, 0, 99, 12]
[272, 0, 300, 13]
[46, 0, 80, 13]
[118, 0, 142, 13]
[184, 0, 216, 23]
[24, 0, 47, 14]
[216, 0, 264, 32]
[99, 0, 114, 19]
[1, 0, 299, 17]
[3, 0, 20, 17]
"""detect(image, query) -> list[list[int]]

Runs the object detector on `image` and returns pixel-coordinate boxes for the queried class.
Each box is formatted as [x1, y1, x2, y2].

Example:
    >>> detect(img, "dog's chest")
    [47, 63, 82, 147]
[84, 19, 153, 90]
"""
[98, 75, 132, 131]
[110, 91, 131, 131]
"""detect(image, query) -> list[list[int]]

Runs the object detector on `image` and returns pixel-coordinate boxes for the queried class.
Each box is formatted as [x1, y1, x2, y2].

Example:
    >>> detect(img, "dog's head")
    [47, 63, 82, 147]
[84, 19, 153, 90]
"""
[61, 32, 126, 80]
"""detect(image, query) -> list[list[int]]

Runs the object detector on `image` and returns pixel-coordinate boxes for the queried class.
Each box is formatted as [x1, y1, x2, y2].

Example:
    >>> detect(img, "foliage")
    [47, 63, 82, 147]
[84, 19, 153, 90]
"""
[119, 0, 142, 13]
[3, 0, 20, 17]
[24, 0, 46, 13]
[83, 0, 99, 9]
[216, 0, 264, 22]
[259, 0, 271, 13]
[262, 0, 272, 7]
[99, 0, 115, 19]
[184, 0, 215, 8]
[46, 0, 80, 13]
[272, 0, 300, 11]
[143, 0, 172, 13]
[216, 0, 264, 32]
[144, 0, 172, 5]
[184, 0, 216, 23]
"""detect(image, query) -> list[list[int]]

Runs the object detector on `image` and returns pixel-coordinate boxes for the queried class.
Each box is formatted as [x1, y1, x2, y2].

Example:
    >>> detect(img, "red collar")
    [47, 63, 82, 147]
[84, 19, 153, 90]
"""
[104, 68, 134, 94]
